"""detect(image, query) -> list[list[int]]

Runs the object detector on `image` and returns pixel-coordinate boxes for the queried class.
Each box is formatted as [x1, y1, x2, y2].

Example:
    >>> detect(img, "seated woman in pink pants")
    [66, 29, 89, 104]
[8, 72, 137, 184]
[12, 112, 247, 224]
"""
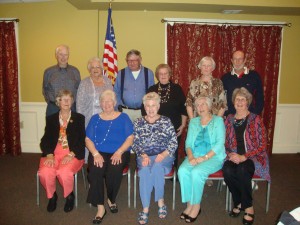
[38, 89, 85, 213]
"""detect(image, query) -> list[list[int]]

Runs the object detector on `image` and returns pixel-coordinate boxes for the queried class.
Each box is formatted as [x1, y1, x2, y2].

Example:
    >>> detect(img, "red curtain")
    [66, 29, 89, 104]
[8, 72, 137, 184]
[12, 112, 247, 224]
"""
[0, 22, 21, 156]
[167, 23, 282, 155]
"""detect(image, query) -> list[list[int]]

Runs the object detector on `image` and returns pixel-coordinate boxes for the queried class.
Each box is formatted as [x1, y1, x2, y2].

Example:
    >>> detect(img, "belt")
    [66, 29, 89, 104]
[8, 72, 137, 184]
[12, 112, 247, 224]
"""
[121, 106, 141, 110]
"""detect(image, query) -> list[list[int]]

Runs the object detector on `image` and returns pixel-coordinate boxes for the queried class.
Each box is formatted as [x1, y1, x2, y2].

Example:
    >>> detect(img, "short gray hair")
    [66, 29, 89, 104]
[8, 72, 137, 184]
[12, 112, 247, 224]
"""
[197, 56, 216, 70]
[126, 49, 142, 60]
[143, 92, 161, 105]
[55, 89, 74, 107]
[100, 90, 117, 106]
[55, 44, 69, 55]
[194, 96, 212, 111]
[87, 57, 103, 71]
[232, 87, 253, 106]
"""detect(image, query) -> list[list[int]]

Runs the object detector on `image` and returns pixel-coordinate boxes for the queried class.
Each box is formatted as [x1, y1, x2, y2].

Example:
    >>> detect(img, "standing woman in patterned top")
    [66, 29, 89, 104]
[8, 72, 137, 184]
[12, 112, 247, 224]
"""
[142, 64, 187, 168]
[76, 57, 113, 161]
[222, 88, 270, 225]
[133, 92, 178, 225]
[186, 56, 227, 119]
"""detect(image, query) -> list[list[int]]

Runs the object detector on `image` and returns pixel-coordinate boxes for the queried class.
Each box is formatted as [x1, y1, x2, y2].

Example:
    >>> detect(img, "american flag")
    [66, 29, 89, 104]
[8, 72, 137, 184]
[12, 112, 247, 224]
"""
[103, 7, 118, 85]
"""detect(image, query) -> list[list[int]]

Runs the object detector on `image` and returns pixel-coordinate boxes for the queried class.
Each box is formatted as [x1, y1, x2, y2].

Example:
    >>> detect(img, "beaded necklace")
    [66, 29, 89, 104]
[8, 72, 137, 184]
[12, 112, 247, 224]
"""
[94, 116, 114, 147]
[234, 115, 248, 127]
[157, 82, 171, 103]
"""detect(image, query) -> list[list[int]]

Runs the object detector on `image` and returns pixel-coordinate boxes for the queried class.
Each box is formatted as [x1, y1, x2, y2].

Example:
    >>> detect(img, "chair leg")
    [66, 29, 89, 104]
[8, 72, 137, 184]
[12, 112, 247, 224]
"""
[134, 170, 137, 209]
[128, 168, 131, 208]
[74, 173, 78, 208]
[81, 167, 87, 190]
[266, 181, 271, 213]
[37, 172, 40, 206]
[172, 171, 176, 210]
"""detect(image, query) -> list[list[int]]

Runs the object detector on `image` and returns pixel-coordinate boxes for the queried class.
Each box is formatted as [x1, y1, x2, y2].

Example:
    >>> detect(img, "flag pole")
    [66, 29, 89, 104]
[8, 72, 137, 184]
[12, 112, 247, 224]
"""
[109, 0, 112, 9]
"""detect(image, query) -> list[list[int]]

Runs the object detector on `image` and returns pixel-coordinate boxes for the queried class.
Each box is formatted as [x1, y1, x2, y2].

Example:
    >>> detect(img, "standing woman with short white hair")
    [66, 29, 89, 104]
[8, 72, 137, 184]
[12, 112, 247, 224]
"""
[186, 56, 227, 119]
[132, 92, 178, 225]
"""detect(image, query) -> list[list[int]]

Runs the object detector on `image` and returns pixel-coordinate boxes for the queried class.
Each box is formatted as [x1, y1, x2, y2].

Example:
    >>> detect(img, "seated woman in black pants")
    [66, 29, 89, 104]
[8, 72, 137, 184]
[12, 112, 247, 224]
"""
[222, 87, 270, 225]
[86, 90, 134, 224]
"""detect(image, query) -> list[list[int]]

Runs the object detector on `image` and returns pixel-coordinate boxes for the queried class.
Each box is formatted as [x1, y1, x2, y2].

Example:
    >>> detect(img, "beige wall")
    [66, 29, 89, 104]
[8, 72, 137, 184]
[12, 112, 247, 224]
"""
[1, 0, 299, 103]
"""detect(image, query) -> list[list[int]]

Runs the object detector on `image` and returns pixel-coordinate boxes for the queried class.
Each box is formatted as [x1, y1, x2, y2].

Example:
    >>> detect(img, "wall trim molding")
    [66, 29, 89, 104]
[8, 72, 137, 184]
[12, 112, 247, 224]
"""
[19, 102, 300, 154]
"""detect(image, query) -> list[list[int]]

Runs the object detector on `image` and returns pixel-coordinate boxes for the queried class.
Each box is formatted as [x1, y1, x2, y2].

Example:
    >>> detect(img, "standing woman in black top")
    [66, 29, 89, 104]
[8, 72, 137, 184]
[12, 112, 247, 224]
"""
[142, 64, 187, 168]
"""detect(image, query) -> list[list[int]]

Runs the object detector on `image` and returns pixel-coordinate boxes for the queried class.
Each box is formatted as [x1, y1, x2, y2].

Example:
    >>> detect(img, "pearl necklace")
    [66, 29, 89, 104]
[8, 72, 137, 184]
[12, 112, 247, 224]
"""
[94, 113, 114, 146]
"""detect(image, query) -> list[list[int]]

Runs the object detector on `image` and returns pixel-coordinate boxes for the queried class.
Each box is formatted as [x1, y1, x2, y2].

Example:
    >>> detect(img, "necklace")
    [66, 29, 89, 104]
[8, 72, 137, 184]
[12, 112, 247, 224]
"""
[94, 115, 113, 146]
[158, 82, 171, 103]
[234, 113, 249, 127]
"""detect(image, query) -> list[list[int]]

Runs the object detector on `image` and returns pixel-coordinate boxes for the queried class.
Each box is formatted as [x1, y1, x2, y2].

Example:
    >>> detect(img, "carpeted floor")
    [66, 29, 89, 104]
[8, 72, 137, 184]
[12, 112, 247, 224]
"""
[0, 153, 299, 225]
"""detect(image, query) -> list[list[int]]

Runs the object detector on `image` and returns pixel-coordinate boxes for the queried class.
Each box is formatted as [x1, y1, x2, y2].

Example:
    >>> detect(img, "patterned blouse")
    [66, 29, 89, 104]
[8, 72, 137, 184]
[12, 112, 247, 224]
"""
[186, 77, 227, 115]
[132, 116, 178, 157]
[225, 113, 270, 181]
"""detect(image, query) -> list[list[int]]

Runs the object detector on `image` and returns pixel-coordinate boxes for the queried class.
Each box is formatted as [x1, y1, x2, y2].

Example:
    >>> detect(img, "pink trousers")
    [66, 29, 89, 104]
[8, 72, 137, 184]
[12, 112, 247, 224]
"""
[38, 144, 84, 199]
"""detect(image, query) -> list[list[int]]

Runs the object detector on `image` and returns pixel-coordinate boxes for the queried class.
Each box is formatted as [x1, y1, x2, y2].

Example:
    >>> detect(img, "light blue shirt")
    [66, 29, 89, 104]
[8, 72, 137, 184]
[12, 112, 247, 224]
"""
[114, 66, 154, 109]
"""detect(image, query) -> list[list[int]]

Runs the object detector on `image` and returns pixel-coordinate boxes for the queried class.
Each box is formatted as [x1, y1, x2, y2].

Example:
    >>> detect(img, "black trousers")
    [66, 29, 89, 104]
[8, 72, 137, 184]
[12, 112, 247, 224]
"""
[87, 151, 130, 206]
[222, 159, 255, 210]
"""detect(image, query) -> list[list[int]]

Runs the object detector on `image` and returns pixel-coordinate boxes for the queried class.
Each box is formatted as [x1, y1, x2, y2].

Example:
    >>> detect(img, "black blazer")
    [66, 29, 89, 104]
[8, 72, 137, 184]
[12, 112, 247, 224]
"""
[40, 111, 85, 160]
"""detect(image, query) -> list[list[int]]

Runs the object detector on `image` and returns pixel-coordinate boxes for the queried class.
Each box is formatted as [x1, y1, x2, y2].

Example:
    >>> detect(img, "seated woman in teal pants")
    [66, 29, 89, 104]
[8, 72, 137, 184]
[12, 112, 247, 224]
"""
[178, 96, 226, 223]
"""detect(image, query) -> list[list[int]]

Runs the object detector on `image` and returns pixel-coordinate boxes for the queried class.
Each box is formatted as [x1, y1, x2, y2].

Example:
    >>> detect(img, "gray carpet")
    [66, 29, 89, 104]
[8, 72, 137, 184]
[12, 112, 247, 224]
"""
[0, 153, 299, 225]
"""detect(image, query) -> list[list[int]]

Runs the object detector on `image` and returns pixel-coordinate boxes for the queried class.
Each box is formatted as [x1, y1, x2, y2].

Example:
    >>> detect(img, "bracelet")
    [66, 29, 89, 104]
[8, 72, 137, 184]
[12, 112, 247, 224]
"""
[93, 152, 99, 157]
[67, 153, 74, 157]
[46, 154, 54, 158]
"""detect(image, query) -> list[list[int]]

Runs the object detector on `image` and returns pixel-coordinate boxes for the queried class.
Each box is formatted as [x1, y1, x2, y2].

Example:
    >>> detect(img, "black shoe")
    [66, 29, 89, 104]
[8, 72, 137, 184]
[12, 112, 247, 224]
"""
[93, 210, 107, 224]
[185, 209, 201, 223]
[243, 213, 255, 225]
[229, 207, 243, 217]
[47, 192, 58, 212]
[64, 192, 75, 213]
[108, 204, 118, 213]
[180, 212, 188, 220]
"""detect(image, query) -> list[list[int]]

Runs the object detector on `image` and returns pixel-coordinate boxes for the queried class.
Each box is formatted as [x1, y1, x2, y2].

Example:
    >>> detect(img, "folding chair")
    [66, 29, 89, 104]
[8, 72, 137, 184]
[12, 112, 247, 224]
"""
[133, 166, 177, 210]
[37, 167, 86, 207]
[227, 175, 271, 213]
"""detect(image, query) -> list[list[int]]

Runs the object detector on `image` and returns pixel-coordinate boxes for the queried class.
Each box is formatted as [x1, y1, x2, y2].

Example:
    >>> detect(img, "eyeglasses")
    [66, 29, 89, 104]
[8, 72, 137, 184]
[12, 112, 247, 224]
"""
[127, 59, 139, 63]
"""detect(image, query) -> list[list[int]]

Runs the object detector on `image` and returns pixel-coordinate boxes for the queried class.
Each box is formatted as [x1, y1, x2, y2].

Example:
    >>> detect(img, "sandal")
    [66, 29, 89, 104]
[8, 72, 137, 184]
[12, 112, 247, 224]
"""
[243, 212, 255, 225]
[138, 211, 149, 225]
[229, 206, 243, 217]
[158, 205, 167, 219]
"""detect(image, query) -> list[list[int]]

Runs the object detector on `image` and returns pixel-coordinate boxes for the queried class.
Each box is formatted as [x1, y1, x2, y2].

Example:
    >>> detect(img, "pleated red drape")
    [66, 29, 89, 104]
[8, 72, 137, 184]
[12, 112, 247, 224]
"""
[167, 24, 282, 156]
[0, 22, 21, 156]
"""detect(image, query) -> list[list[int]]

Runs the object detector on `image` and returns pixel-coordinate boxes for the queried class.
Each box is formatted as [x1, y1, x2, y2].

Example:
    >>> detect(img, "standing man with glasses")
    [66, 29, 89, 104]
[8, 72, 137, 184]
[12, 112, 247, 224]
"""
[43, 44, 81, 117]
[114, 49, 154, 122]
[221, 50, 264, 117]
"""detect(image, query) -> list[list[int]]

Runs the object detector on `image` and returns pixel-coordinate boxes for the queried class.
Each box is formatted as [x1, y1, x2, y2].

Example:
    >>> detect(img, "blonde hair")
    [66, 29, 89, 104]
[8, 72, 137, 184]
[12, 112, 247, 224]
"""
[197, 56, 216, 70]
[143, 92, 161, 105]
[100, 89, 117, 106]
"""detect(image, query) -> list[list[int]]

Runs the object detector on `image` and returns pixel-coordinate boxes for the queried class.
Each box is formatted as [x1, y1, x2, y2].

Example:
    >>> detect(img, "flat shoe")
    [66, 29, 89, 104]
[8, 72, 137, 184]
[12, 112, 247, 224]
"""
[93, 210, 106, 224]
[180, 212, 188, 220]
[243, 212, 255, 225]
[108, 204, 118, 213]
[229, 206, 243, 217]
[185, 209, 201, 223]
